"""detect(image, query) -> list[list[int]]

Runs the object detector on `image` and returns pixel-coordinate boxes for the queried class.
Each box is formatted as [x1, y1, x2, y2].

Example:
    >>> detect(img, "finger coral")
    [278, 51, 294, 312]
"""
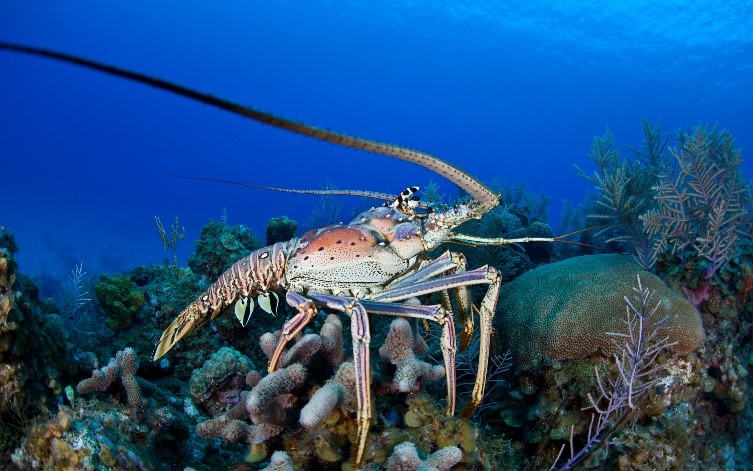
[194, 309, 481, 468]
[379, 318, 445, 392]
[76, 347, 143, 412]
[385, 441, 462, 471]
[299, 361, 355, 429]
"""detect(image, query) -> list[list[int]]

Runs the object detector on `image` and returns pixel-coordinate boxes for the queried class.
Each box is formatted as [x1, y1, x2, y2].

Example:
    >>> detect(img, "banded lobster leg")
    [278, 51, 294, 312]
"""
[315, 294, 459, 468]
[359, 299, 458, 416]
[371, 262, 501, 417]
[268, 292, 372, 469]
[387, 251, 475, 352]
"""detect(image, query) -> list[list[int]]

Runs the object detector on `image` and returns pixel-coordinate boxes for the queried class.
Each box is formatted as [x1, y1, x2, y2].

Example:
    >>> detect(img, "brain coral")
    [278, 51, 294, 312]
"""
[496, 254, 704, 370]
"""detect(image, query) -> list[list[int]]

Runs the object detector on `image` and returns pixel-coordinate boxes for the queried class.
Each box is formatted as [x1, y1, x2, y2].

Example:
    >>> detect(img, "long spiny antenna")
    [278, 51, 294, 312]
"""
[0, 41, 499, 210]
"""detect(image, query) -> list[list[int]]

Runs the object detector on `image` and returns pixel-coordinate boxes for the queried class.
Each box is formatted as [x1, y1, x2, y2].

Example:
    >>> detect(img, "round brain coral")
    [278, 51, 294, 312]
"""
[495, 254, 704, 370]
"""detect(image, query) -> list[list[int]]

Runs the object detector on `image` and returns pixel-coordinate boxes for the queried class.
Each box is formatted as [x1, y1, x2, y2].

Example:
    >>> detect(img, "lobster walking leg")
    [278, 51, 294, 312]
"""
[388, 251, 461, 288]
[360, 300, 457, 416]
[305, 294, 372, 469]
[461, 266, 500, 417]
[350, 303, 371, 471]
[268, 291, 318, 372]
[372, 263, 501, 417]
[388, 251, 475, 351]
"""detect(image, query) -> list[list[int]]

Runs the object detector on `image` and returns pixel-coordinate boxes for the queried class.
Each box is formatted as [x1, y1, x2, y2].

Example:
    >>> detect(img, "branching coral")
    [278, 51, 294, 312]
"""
[76, 347, 143, 413]
[379, 318, 445, 392]
[197, 363, 309, 451]
[299, 361, 355, 429]
[260, 313, 343, 369]
[197, 315, 344, 453]
[576, 120, 668, 269]
[641, 124, 751, 278]
[194, 308, 477, 468]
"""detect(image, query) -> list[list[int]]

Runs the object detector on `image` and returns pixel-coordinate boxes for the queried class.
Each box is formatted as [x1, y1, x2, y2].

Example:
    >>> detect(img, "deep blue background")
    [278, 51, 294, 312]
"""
[1, 1, 751, 283]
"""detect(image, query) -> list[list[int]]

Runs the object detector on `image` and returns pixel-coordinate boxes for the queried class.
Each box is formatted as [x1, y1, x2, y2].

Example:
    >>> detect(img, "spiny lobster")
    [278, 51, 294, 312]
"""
[0, 42, 579, 469]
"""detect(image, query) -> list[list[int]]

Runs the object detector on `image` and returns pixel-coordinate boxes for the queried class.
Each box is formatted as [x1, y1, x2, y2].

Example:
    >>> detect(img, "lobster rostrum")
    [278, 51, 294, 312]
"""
[0, 42, 574, 469]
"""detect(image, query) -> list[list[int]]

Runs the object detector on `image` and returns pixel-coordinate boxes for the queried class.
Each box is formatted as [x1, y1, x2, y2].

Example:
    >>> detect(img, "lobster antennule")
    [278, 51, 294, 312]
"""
[0, 41, 499, 210]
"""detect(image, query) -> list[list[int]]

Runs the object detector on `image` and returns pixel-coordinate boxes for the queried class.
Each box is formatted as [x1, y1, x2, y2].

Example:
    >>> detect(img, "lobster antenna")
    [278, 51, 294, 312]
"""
[0, 41, 499, 210]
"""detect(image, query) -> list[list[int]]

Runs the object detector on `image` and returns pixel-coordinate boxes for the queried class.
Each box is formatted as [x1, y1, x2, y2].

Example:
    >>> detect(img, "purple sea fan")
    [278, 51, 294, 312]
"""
[552, 275, 675, 471]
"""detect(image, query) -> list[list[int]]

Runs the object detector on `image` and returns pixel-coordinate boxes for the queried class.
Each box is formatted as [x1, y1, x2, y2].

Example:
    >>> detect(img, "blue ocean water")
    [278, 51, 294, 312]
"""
[0, 0, 751, 285]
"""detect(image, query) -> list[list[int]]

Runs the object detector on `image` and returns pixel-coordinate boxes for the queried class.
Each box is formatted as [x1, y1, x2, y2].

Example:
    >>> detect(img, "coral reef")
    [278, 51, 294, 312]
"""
[446, 204, 550, 281]
[512, 122, 753, 470]
[299, 361, 355, 429]
[496, 254, 704, 370]
[12, 405, 156, 470]
[0, 240, 20, 414]
[378, 318, 445, 393]
[547, 278, 678, 470]
[188, 220, 261, 279]
[94, 274, 145, 331]
[523, 220, 555, 264]
[192, 309, 486, 469]
[77, 347, 144, 414]
[576, 120, 751, 277]
[261, 451, 296, 471]
[266, 216, 298, 245]
[575, 121, 665, 269]
[4, 116, 753, 471]
[189, 346, 254, 416]
[642, 125, 749, 278]
[383, 441, 461, 471]
[0, 230, 78, 455]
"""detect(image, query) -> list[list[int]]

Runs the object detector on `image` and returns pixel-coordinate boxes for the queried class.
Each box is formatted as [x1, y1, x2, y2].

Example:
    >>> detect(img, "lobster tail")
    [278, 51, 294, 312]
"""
[153, 297, 217, 360]
[152, 242, 292, 360]
[0, 41, 499, 211]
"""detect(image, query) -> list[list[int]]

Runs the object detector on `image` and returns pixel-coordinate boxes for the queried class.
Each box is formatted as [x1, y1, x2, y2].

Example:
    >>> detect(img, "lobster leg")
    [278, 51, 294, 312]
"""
[360, 300, 457, 416]
[439, 254, 474, 353]
[268, 291, 318, 372]
[372, 264, 501, 417]
[305, 294, 372, 470]
[388, 251, 475, 352]
[388, 251, 460, 288]
[461, 266, 500, 417]
[350, 303, 371, 471]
